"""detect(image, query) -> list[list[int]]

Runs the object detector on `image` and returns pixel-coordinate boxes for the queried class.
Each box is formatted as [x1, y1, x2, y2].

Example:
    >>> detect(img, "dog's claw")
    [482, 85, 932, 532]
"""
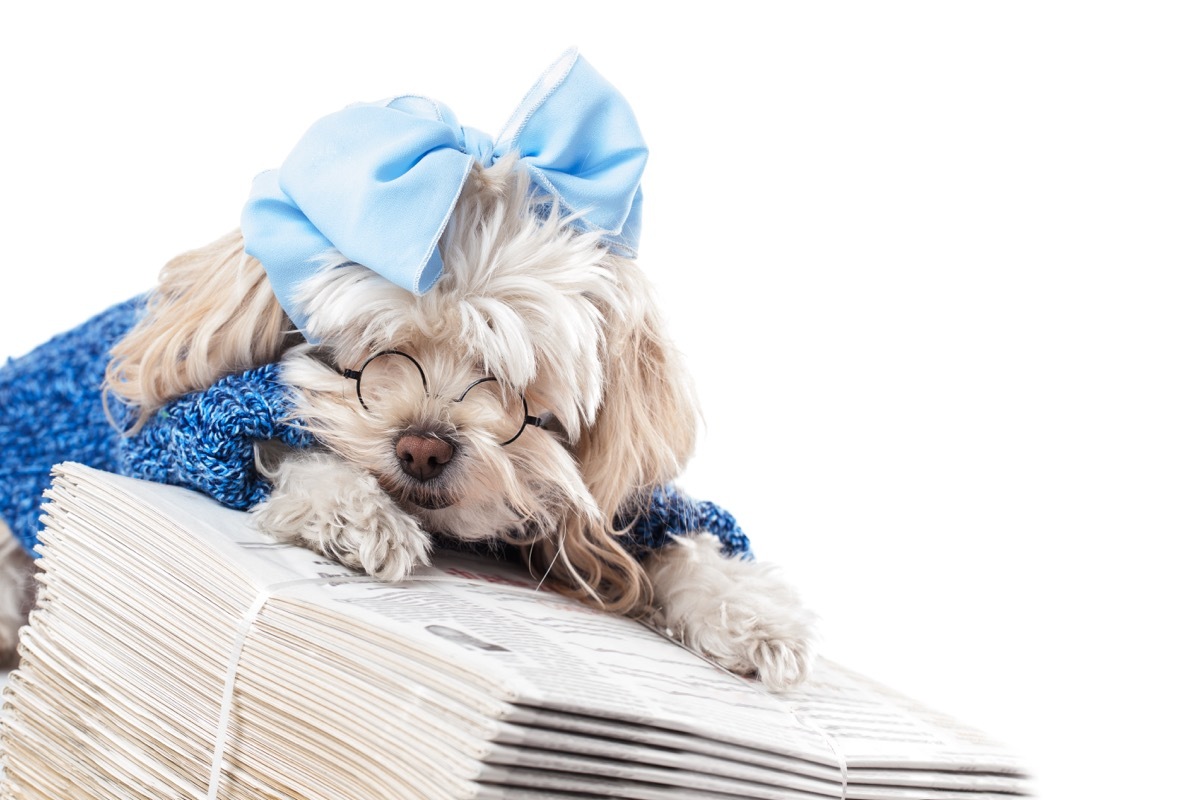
[681, 599, 817, 691]
[743, 633, 816, 691]
[321, 506, 430, 582]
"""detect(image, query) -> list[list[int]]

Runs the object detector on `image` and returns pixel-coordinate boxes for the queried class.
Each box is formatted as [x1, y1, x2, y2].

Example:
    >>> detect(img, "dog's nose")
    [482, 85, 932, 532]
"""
[396, 434, 456, 482]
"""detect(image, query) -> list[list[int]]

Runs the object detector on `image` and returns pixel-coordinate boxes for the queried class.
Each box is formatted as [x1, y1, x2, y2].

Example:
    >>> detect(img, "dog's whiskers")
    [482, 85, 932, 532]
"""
[534, 531, 565, 594]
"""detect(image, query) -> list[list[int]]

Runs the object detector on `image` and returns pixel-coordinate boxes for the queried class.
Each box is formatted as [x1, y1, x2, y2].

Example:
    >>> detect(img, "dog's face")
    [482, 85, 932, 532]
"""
[282, 334, 595, 547]
[107, 159, 699, 610]
[280, 161, 626, 546]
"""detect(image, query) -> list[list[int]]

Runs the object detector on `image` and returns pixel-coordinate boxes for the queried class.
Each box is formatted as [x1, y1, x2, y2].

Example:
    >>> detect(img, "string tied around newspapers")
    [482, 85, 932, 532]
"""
[639, 619, 850, 797]
[205, 575, 380, 800]
[206, 577, 851, 800]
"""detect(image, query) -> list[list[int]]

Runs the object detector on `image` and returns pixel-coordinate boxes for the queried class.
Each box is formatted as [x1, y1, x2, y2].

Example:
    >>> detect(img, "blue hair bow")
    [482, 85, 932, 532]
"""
[241, 48, 647, 340]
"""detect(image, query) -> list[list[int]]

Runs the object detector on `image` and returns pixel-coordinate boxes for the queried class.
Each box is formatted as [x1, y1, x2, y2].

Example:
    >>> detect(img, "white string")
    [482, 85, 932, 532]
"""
[204, 575, 377, 800]
[205, 576, 849, 798]
[795, 711, 849, 799]
[638, 620, 849, 799]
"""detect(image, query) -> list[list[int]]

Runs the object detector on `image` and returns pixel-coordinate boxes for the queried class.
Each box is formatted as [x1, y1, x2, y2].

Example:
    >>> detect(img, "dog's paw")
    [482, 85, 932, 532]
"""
[254, 450, 430, 582]
[688, 596, 816, 691]
[291, 494, 430, 582]
[645, 533, 818, 691]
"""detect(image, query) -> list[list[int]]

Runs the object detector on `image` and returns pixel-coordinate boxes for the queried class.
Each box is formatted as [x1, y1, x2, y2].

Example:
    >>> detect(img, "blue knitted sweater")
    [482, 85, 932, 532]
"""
[0, 300, 751, 561]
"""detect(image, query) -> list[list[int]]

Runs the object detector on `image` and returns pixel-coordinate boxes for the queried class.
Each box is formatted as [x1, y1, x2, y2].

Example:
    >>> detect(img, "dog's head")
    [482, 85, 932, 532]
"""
[108, 158, 698, 612]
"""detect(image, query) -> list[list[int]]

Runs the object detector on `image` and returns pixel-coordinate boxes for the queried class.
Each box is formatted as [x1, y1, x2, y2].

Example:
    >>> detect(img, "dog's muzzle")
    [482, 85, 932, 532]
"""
[396, 434, 455, 483]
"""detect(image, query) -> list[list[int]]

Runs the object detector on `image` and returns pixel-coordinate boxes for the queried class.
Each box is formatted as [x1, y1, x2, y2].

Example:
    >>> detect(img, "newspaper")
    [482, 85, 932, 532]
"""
[0, 464, 1031, 799]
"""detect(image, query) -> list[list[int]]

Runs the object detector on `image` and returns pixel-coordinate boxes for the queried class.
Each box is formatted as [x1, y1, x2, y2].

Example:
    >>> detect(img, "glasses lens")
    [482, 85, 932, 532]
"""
[358, 352, 425, 410]
[457, 379, 527, 443]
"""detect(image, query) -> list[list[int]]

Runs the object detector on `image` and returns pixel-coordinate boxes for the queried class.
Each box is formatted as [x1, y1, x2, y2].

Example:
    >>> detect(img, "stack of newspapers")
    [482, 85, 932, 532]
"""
[1, 464, 1031, 799]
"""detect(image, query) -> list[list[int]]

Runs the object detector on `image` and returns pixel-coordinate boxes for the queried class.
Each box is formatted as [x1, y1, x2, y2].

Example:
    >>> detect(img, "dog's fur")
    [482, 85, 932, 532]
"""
[0, 524, 35, 668]
[1, 158, 815, 688]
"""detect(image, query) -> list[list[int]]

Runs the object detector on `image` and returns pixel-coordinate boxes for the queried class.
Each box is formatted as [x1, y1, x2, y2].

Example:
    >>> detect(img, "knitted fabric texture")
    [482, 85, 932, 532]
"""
[115, 365, 315, 512]
[617, 485, 753, 560]
[0, 299, 312, 556]
[0, 299, 141, 555]
[1, 299, 752, 562]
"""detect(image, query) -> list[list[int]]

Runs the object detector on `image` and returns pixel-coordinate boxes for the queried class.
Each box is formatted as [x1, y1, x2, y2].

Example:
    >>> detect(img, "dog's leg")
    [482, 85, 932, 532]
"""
[644, 533, 818, 691]
[254, 449, 430, 581]
[0, 525, 37, 668]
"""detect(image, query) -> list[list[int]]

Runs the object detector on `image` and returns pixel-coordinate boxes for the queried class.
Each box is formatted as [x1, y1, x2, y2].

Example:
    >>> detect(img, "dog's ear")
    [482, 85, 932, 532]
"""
[106, 230, 295, 429]
[530, 260, 700, 618]
[530, 259, 699, 615]
[575, 260, 699, 517]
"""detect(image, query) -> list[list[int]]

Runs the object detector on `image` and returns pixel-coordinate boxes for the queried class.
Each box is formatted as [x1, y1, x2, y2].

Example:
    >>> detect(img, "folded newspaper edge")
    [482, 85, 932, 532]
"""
[0, 464, 1031, 800]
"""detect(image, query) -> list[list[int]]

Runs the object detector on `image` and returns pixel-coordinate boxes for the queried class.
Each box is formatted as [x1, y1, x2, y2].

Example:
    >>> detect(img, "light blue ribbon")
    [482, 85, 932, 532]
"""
[241, 48, 647, 339]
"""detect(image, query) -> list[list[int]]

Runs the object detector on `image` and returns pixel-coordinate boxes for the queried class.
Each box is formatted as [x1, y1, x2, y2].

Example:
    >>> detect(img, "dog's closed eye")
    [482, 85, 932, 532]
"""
[534, 412, 565, 441]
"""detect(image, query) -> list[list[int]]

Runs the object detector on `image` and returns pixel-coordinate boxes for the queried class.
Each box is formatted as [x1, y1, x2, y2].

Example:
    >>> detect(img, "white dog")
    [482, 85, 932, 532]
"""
[3, 52, 816, 689]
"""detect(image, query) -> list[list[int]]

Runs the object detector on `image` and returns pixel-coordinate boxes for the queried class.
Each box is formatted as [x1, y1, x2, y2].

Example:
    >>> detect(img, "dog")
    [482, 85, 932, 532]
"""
[0, 52, 815, 689]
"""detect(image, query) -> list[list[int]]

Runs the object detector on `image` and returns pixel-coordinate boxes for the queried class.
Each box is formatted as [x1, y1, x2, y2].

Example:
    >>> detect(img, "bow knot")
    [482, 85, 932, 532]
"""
[460, 126, 495, 164]
[241, 49, 647, 340]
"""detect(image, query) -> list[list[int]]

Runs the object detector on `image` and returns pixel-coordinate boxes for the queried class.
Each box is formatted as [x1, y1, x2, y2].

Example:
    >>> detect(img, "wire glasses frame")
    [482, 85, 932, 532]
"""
[341, 350, 546, 446]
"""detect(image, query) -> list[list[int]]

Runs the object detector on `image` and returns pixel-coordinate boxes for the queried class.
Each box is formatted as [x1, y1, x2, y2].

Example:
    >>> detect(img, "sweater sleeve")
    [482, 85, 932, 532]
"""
[0, 298, 143, 555]
[616, 485, 754, 560]
[115, 363, 314, 510]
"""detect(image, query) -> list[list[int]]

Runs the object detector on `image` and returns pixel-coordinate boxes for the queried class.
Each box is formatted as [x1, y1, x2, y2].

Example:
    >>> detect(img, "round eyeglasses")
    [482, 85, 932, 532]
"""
[342, 351, 546, 446]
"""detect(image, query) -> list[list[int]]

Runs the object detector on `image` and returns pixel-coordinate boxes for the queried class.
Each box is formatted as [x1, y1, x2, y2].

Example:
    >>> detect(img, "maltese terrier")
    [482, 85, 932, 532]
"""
[1, 50, 815, 689]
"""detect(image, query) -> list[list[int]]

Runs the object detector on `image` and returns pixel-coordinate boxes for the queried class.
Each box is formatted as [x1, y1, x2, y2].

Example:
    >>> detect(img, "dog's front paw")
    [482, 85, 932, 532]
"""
[254, 451, 430, 581]
[645, 534, 818, 691]
[683, 594, 816, 691]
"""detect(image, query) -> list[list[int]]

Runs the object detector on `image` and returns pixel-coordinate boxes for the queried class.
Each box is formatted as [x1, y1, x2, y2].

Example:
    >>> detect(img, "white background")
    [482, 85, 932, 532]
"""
[2, 3, 1197, 797]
